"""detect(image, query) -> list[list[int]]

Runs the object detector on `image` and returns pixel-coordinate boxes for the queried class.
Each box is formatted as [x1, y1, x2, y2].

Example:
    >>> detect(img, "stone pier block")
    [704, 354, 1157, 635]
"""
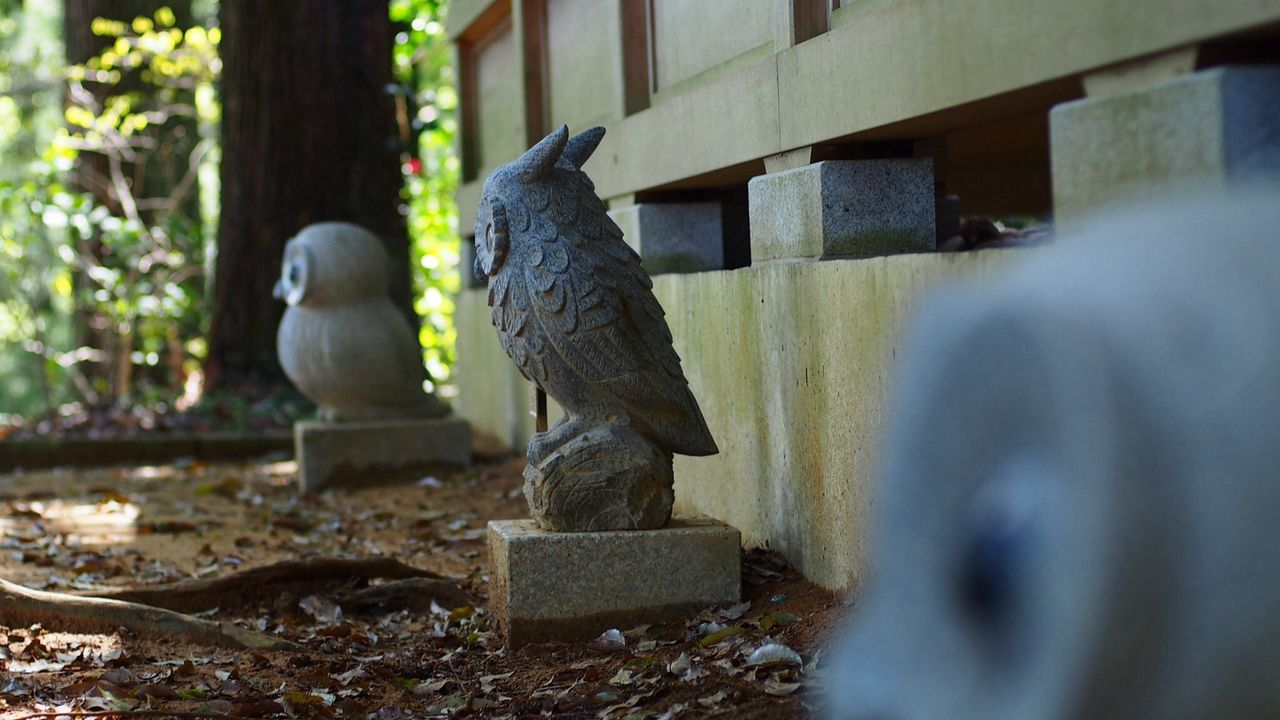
[295, 417, 471, 492]
[748, 159, 935, 263]
[1051, 66, 1280, 224]
[608, 203, 724, 274]
[488, 518, 741, 647]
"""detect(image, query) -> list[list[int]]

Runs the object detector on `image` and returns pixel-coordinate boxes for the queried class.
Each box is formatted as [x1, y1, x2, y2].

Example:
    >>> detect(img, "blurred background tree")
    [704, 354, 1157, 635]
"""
[208, 0, 416, 392]
[391, 0, 460, 396]
[0, 0, 73, 421]
[0, 0, 461, 433]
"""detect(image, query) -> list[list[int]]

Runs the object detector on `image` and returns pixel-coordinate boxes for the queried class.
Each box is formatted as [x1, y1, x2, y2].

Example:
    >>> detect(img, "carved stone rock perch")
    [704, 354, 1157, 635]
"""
[473, 126, 718, 531]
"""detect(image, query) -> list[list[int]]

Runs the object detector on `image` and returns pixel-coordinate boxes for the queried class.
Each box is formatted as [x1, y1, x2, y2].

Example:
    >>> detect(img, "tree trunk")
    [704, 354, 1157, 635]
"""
[206, 0, 418, 389]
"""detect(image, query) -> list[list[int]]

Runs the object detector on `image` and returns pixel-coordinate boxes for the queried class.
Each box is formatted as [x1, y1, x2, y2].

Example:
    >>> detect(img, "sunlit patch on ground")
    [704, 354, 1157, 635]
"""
[128, 465, 176, 481]
[3, 629, 124, 674]
[262, 460, 298, 487]
[0, 499, 140, 547]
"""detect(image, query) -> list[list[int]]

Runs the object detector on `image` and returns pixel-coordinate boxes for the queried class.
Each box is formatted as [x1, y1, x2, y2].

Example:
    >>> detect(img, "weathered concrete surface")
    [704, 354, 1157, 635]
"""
[457, 250, 1015, 589]
[295, 417, 471, 493]
[473, 23, 524, 178]
[1051, 67, 1280, 224]
[782, 0, 1280, 150]
[544, 0, 616, 131]
[648, 0, 773, 98]
[609, 202, 725, 274]
[749, 160, 935, 262]
[456, 53, 782, 232]
[488, 518, 740, 647]
[444, 0, 494, 39]
[450, 0, 1280, 226]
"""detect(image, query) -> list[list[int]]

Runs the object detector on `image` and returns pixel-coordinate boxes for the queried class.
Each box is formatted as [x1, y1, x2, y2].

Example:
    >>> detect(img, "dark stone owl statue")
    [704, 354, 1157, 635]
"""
[473, 125, 718, 532]
[827, 187, 1280, 720]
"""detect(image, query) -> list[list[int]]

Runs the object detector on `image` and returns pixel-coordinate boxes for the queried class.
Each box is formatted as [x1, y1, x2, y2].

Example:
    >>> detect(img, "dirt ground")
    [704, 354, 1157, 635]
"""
[0, 452, 847, 719]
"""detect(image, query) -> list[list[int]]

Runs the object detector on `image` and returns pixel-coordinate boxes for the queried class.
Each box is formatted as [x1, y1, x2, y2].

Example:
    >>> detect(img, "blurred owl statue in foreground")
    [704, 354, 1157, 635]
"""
[828, 187, 1280, 720]
[275, 222, 445, 423]
[474, 125, 718, 531]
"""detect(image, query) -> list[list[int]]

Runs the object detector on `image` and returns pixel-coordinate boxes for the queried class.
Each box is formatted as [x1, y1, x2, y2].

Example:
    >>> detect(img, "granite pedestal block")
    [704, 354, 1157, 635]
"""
[488, 518, 741, 647]
[1050, 66, 1280, 225]
[748, 159, 935, 263]
[608, 202, 725, 275]
[295, 417, 471, 492]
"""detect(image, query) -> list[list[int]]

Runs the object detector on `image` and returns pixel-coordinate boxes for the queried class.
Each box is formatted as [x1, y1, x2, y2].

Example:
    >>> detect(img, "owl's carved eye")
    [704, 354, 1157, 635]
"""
[480, 200, 510, 277]
[956, 456, 1045, 627]
[279, 243, 311, 306]
[959, 503, 1023, 624]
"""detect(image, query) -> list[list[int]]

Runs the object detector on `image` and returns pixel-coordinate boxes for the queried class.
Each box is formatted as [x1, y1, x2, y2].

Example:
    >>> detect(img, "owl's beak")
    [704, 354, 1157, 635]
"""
[273, 278, 285, 300]
[473, 254, 487, 285]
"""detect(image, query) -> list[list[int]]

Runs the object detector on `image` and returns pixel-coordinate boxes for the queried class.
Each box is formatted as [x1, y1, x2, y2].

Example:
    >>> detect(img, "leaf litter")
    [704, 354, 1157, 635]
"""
[0, 456, 844, 718]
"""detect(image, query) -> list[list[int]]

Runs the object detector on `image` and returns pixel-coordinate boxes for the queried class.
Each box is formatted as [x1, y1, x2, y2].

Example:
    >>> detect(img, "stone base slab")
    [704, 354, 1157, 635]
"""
[295, 416, 471, 492]
[488, 518, 741, 647]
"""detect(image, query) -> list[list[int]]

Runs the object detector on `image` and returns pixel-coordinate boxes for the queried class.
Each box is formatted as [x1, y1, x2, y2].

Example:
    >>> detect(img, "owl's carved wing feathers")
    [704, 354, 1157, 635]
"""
[491, 270, 546, 385]
[514, 187, 717, 457]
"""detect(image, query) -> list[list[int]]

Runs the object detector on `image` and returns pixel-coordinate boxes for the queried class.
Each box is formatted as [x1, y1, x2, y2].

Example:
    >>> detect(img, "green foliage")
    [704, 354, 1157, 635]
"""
[0, 5, 220, 417]
[0, 175, 78, 416]
[391, 0, 460, 391]
[0, 1, 72, 417]
[2, 1, 459, 421]
[53, 6, 221, 393]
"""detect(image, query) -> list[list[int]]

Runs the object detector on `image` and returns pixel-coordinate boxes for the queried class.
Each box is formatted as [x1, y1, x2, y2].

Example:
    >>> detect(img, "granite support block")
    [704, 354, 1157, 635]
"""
[488, 518, 741, 647]
[295, 417, 471, 492]
[1050, 66, 1280, 225]
[608, 202, 725, 274]
[748, 160, 935, 263]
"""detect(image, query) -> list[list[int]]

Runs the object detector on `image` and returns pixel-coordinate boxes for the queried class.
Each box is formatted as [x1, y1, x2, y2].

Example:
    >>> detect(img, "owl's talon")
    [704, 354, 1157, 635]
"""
[527, 415, 582, 466]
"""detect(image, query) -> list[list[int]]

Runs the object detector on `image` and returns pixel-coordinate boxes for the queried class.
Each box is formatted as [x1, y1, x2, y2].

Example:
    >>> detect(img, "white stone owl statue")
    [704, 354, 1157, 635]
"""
[828, 187, 1280, 720]
[274, 222, 445, 422]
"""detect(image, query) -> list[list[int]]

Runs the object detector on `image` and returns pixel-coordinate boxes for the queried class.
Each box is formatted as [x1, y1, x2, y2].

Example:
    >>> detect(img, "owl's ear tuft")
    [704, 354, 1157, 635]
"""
[563, 126, 605, 169]
[517, 125, 569, 183]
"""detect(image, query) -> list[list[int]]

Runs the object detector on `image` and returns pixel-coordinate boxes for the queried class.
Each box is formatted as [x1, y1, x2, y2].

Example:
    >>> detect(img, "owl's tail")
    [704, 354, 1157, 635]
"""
[655, 386, 719, 457]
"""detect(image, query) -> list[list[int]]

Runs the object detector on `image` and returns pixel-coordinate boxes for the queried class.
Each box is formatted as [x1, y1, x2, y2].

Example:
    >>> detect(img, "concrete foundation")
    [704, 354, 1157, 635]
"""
[295, 417, 471, 492]
[487, 518, 741, 647]
[608, 202, 725, 275]
[748, 160, 936, 263]
[457, 249, 1016, 589]
[1050, 66, 1280, 224]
